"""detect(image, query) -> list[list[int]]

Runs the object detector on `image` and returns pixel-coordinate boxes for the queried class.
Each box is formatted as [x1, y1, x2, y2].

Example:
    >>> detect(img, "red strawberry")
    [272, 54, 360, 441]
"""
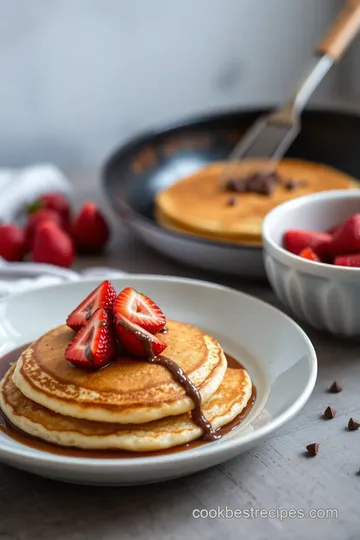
[26, 209, 63, 247]
[284, 230, 331, 258]
[299, 247, 320, 262]
[334, 253, 360, 267]
[114, 313, 167, 357]
[66, 280, 117, 331]
[112, 287, 166, 334]
[0, 224, 27, 261]
[328, 214, 360, 256]
[29, 193, 71, 223]
[328, 223, 342, 236]
[72, 202, 110, 252]
[32, 221, 74, 268]
[65, 308, 117, 368]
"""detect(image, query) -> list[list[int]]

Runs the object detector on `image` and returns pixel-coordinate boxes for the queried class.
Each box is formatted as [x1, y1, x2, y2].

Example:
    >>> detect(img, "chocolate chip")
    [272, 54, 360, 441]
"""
[306, 443, 319, 457]
[224, 170, 279, 196]
[284, 179, 308, 191]
[328, 381, 342, 393]
[348, 418, 360, 431]
[323, 406, 336, 420]
[247, 173, 275, 195]
[225, 178, 248, 193]
[226, 196, 237, 206]
[284, 180, 297, 191]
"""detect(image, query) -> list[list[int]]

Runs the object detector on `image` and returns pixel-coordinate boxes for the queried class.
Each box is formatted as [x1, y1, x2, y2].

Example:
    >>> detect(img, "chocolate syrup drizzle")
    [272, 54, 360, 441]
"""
[114, 316, 220, 441]
[158, 327, 168, 334]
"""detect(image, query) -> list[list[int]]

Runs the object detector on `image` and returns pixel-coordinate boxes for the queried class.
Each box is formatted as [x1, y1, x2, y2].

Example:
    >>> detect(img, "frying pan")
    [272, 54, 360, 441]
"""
[102, 105, 360, 277]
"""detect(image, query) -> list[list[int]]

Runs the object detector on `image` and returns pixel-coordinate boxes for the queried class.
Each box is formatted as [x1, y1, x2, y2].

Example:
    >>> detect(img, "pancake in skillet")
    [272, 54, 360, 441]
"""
[12, 320, 227, 424]
[155, 158, 356, 244]
[1, 364, 252, 451]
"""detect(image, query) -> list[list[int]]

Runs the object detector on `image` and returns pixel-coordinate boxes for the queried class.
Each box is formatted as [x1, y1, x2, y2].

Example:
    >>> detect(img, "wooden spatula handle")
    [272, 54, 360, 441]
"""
[317, 0, 360, 62]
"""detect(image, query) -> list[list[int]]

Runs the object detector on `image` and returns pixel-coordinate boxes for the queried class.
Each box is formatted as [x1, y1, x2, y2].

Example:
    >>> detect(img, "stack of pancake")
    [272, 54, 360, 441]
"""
[155, 158, 356, 245]
[0, 320, 253, 451]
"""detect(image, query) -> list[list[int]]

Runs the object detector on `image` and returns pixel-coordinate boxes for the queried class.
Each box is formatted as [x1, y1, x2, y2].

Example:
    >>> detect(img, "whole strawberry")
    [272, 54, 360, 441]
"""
[72, 202, 110, 252]
[36, 193, 71, 223]
[32, 221, 75, 267]
[26, 209, 63, 248]
[0, 224, 27, 261]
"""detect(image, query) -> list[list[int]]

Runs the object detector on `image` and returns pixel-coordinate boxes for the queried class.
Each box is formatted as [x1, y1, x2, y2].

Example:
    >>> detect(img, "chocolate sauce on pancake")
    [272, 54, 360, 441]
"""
[0, 344, 256, 457]
[114, 315, 219, 441]
[158, 326, 168, 334]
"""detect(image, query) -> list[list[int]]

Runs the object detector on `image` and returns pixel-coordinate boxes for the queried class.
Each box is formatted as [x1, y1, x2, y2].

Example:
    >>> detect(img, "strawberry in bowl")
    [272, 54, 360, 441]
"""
[262, 189, 360, 335]
[283, 213, 360, 267]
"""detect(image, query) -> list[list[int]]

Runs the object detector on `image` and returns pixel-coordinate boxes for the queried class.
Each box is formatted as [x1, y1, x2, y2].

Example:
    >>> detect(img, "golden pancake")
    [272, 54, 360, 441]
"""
[1, 364, 252, 451]
[155, 158, 357, 244]
[13, 320, 227, 424]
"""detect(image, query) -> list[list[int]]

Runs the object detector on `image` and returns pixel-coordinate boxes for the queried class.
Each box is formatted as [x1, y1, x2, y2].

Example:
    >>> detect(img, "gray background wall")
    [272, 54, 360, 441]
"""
[0, 0, 356, 168]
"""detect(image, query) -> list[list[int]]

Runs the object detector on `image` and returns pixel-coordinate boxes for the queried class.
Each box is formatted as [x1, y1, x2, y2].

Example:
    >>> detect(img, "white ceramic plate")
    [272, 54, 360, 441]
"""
[0, 276, 317, 485]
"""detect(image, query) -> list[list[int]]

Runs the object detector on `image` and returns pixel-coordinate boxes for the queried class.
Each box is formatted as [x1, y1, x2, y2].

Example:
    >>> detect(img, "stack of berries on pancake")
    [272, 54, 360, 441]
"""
[0, 281, 253, 452]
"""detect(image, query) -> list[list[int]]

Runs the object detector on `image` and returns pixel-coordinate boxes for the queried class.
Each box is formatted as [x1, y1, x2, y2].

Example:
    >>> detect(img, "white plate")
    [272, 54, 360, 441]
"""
[0, 276, 317, 485]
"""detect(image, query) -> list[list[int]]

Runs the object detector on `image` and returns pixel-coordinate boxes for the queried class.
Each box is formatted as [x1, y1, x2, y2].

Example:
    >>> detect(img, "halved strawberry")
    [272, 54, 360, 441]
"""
[65, 308, 117, 368]
[114, 313, 167, 357]
[334, 253, 360, 267]
[299, 247, 320, 262]
[328, 214, 360, 256]
[66, 280, 116, 331]
[284, 229, 331, 258]
[112, 287, 166, 334]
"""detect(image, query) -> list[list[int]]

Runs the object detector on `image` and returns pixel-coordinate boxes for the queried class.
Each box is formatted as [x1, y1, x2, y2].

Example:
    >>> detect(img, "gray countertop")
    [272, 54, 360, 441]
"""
[1, 169, 360, 540]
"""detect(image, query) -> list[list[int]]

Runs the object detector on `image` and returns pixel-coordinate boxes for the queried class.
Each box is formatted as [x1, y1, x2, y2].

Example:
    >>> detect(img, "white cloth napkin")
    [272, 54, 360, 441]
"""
[0, 164, 127, 297]
[0, 164, 72, 223]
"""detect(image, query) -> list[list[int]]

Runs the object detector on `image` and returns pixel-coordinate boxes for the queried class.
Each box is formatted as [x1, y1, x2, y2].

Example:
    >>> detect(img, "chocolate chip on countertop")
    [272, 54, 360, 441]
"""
[323, 406, 336, 420]
[328, 381, 342, 393]
[306, 443, 319, 457]
[348, 418, 360, 431]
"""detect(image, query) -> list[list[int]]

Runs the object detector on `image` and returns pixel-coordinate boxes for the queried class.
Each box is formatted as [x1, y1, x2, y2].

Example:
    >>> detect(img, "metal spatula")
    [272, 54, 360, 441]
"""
[225, 0, 360, 174]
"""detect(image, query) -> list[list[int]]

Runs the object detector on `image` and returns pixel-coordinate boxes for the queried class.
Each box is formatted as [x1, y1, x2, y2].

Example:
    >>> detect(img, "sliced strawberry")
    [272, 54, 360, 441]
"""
[284, 229, 331, 258]
[328, 214, 360, 256]
[66, 280, 117, 331]
[299, 247, 320, 262]
[65, 308, 117, 368]
[112, 287, 166, 334]
[334, 253, 360, 267]
[328, 223, 342, 236]
[114, 313, 167, 357]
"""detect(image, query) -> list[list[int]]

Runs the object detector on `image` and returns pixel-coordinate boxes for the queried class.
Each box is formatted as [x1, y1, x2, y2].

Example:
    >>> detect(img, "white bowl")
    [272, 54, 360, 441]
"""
[0, 276, 317, 485]
[262, 189, 360, 336]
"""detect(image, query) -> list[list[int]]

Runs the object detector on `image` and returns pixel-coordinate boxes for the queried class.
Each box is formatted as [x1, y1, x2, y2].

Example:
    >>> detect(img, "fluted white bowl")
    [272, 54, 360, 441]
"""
[262, 189, 360, 336]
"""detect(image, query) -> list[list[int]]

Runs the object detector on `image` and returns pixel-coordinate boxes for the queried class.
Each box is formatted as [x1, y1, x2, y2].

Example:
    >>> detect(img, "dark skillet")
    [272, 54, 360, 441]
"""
[102, 106, 360, 277]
